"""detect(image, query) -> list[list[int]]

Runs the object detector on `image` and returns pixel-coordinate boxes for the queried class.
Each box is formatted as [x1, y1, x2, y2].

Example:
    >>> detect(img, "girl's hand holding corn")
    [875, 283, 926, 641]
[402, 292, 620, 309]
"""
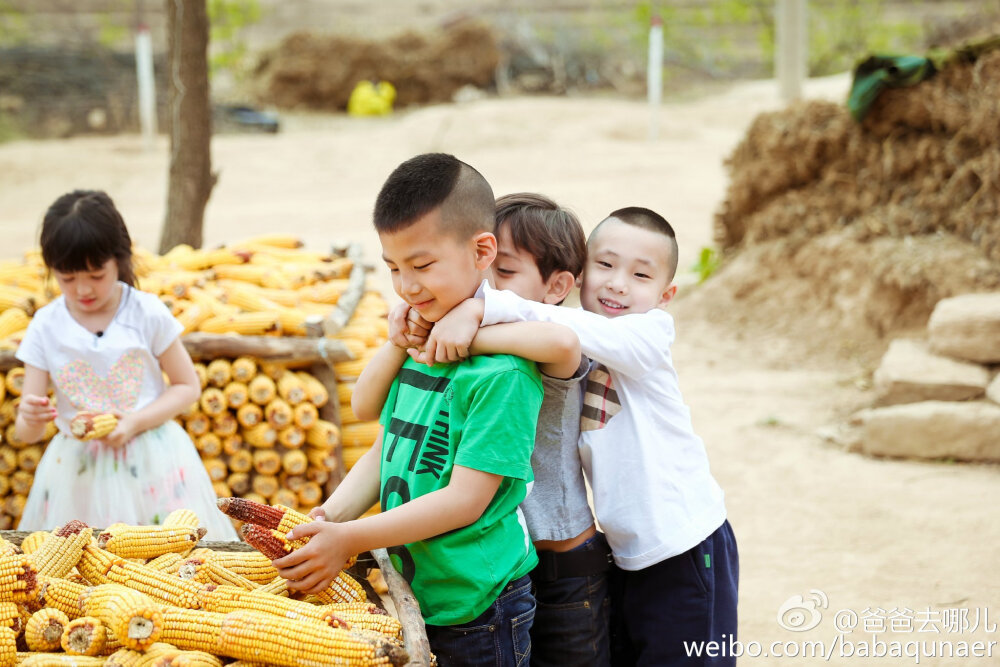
[18, 394, 57, 426]
[100, 411, 140, 449]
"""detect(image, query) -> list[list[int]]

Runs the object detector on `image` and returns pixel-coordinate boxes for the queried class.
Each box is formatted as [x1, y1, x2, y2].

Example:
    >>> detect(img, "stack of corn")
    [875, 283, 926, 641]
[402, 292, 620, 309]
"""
[179, 356, 340, 516]
[0, 513, 409, 666]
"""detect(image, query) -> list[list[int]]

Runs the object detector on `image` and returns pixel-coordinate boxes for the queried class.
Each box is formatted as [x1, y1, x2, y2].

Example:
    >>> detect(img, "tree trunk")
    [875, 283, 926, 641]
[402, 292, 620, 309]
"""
[160, 0, 215, 253]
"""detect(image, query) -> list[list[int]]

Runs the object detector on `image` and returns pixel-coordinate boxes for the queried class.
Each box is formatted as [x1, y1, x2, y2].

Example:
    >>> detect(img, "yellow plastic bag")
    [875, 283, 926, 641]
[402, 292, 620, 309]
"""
[347, 80, 397, 116]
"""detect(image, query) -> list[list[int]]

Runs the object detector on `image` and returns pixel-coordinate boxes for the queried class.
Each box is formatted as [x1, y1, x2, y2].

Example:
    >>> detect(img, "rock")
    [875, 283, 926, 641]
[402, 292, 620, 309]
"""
[873, 339, 990, 405]
[988, 374, 1000, 406]
[853, 401, 1000, 461]
[928, 293, 1000, 363]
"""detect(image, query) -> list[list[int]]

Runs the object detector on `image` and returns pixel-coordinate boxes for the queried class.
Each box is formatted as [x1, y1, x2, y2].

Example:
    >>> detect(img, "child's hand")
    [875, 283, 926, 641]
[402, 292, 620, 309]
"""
[387, 303, 431, 349]
[272, 520, 356, 595]
[18, 394, 57, 426]
[308, 506, 327, 521]
[101, 411, 139, 449]
[420, 298, 483, 366]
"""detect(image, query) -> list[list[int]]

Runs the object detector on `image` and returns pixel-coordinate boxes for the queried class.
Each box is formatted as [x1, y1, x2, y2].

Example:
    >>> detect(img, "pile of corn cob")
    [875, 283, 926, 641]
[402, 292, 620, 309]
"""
[0, 369, 55, 530]
[0, 507, 410, 666]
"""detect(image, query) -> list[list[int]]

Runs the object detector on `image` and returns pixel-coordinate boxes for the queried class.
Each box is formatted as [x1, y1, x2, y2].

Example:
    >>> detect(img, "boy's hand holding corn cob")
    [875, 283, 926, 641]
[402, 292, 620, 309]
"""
[272, 518, 357, 595]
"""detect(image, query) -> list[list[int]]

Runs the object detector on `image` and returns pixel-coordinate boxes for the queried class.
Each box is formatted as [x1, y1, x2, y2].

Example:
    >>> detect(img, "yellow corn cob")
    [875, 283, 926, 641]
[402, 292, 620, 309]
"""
[198, 312, 280, 335]
[177, 400, 198, 420]
[269, 489, 299, 510]
[0, 539, 15, 558]
[336, 323, 379, 348]
[251, 450, 281, 476]
[204, 360, 232, 388]
[297, 482, 324, 508]
[198, 388, 226, 417]
[275, 372, 306, 405]
[0, 477, 8, 499]
[0, 601, 22, 637]
[20, 654, 107, 666]
[220, 434, 245, 456]
[263, 398, 292, 428]
[225, 449, 252, 474]
[191, 364, 207, 390]
[184, 413, 209, 438]
[36, 576, 86, 618]
[80, 583, 163, 651]
[243, 422, 276, 449]
[225, 472, 249, 496]
[185, 286, 236, 319]
[229, 357, 257, 384]
[145, 553, 184, 574]
[297, 280, 348, 305]
[280, 449, 308, 476]
[306, 420, 340, 449]
[69, 412, 117, 441]
[336, 337, 368, 360]
[177, 559, 256, 592]
[296, 371, 329, 407]
[175, 304, 211, 334]
[208, 263, 272, 285]
[241, 234, 304, 250]
[151, 649, 224, 667]
[10, 471, 32, 495]
[196, 552, 276, 586]
[194, 433, 221, 458]
[277, 426, 305, 450]
[5, 422, 26, 449]
[340, 403, 360, 426]
[210, 414, 237, 438]
[212, 481, 232, 498]
[275, 308, 311, 336]
[246, 375, 276, 406]
[76, 547, 202, 610]
[0, 553, 39, 603]
[104, 641, 180, 667]
[16, 445, 43, 472]
[4, 493, 26, 518]
[163, 510, 201, 532]
[0, 309, 29, 340]
[25, 607, 69, 651]
[202, 459, 228, 483]
[97, 522, 204, 560]
[27, 520, 92, 578]
[279, 472, 306, 492]
[172, 247, 245, 272]
[21, 531, 48, 556]
[234, 403, 262, 429]
[342, 446, 370, 471]
[61, 615, 106, 656]
[342, 421, 380, 448]
[0, 447, 16, 475]
[220, 282, 283, 314]
[250, 475, 279, 499]
[4, 368, 24, 397]
[305, 448, 336, 472]
[0, 286, 36, 315]
[221, 382, 248, 409]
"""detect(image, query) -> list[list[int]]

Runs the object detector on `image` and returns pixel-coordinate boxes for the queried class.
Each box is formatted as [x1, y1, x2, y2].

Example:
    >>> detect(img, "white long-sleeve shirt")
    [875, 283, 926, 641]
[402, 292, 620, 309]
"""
[480, 282, 726, 570]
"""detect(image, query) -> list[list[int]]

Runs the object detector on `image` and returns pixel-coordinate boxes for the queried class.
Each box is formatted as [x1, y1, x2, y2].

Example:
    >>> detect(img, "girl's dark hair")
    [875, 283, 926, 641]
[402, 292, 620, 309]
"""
[495, 193, 587, 280]
[40, 190, 136, 287]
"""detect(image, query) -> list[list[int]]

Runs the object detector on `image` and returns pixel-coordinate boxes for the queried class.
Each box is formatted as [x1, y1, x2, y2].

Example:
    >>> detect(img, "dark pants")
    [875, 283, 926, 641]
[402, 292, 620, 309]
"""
[610, 520, 739, 667]
[425, 574, 535, 667]
[529, 533, 612, 667]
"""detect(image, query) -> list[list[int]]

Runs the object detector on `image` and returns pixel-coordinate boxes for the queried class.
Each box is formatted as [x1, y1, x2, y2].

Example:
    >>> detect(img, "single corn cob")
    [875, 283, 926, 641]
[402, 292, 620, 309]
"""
[0, 601, 20, 637]
[24, 607, 69, 651]
[198, 389, 225, 417]
[221, 283, 283, 313]
[177, 560, 256, 591]
[151, 650, 224, 667]
[247, 375, 276, 406]
[215, 498, 301, 532]
[297, 481, 324, 508]
[61, 616, 106, 656]
[226, 472, 250, 496]
[197, 584, 334, 624]
[0, 627, 12, 666]
[280, 449, 308, 476]
[15, 445, 43, 472]
[337, 382, 354, 406]
[212, 481, 232, 498]
[77, 547, 202, 610]
[97, 523, 204, 560]
[268, 489, 299, 510]
[193, 433, 221, 458]
[4, 368, 25, 396]
[263, 398, 292, 428]
[104, 641, 177, 667]
[291, 401, 318, 430]
[305, 448, 337, 472]
[306, 420, 340, 449]
[234, 403, 262, 429]
[183, 413, 210, 438]
[224, 449, 252, 474]
[203, 360, 232, 388]
[0, 476, 9, 498]
[230, 358, 257, 384]
[209, 414, 237, 438]
[279, 472, 306, 492]
[0, 310, 29, 340]
[191, 364, 207, 390]
[144, 553, 183, 574]
[277, 426, 305, 450]
[241, 423, 275, 449]
[4, 493, 26, 519]
[0, 448, 16, 476]
[27, 520, 92, 578]
[342, 422, 380, 448]
[324, 604, 402, 638]
[20, 655, 106, 666]
[10, 471, 32, 495]
[201, 459, 228, 483]
[0, 553, 38, 603]
[198, 312, 280, 336]
[36, 576, 86, 618]
[69, 412, 117, 441]
[250, 450, 280, 478]
[250, 475, 279, 499]
[220, 434, 244, 456]
[197, 553, 276, 586]
[296, 371, 329, 407]
[175, 304, 211, 334]
[163, 510, 201, 532]
[221, 382, 248, 410]
[340, 404, 360, 426]
[4, 423, 27, 449]
[342, 446, 369, 471]
[275, 372, 306, 405]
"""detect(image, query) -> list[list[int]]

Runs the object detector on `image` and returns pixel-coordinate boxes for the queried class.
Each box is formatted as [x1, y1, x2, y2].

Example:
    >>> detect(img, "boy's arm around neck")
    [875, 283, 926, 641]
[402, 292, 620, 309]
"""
[480, 284, 674, 379]
[469, 321, 581, 379]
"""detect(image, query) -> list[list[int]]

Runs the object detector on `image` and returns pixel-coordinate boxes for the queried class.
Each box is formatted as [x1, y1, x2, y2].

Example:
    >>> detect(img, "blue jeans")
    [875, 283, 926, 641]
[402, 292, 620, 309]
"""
[530, 535, 611, 667]
[425, 574, 535, 667]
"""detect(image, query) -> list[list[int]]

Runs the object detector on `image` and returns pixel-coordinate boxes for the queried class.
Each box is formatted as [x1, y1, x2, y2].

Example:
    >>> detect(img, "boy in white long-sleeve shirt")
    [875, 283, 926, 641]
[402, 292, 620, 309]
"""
[429, 207, 738, 666]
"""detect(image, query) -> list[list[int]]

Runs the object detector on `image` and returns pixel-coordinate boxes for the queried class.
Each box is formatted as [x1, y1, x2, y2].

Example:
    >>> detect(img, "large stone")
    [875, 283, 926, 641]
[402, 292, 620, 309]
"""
[873, 339, 990, 406]
[852, 401, 1000, 461]
[928, 293, 1000, 363]
[988, 375, 1000, 406]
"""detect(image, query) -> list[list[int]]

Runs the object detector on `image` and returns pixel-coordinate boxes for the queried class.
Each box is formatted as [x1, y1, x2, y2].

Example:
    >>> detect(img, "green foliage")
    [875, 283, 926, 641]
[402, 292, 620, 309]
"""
[691, 246, 721, 284]
[207, 0, 263, 79]
[806, 1, 923, 76]
[0, 0, 29, 47]
[0, 112, 22, 144]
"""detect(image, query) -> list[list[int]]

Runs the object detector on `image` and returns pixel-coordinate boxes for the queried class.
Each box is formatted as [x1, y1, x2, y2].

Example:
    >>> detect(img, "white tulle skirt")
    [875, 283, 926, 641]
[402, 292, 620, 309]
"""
[18, 420, 239, 541]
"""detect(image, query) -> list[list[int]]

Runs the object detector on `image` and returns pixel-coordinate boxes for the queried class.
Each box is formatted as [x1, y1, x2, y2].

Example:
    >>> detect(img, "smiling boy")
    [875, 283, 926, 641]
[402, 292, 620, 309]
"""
[273, 154, 574, 666]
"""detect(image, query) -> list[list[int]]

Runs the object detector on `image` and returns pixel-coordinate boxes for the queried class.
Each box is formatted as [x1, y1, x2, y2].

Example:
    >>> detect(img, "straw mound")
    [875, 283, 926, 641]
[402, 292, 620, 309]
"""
[252, 21, 499, 110]
[703, 48, 1000, 361]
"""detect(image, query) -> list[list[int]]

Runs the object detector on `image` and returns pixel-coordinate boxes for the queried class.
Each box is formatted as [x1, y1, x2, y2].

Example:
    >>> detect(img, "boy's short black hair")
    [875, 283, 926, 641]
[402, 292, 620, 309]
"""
[598, 206, 679, 280]
[495, 193, 587, 280]
[373, 153, 495, 239]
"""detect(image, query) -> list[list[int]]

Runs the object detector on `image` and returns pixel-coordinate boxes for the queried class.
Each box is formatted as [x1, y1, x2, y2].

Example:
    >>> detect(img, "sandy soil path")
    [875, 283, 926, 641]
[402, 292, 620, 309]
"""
[1, 78, 997, 665]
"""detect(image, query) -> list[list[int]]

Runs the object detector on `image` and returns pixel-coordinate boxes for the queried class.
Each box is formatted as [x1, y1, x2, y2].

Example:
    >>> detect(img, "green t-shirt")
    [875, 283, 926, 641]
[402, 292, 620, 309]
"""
[379, 354, 542, 626]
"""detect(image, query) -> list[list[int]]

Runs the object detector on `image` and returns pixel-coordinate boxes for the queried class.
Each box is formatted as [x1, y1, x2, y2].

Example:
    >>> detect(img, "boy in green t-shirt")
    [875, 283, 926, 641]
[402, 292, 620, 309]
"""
[273, 153, 580, 666]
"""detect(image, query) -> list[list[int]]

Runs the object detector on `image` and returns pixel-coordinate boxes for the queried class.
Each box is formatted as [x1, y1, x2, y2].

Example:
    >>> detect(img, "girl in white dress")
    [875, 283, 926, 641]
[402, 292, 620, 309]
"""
[14, 190, 238, 540]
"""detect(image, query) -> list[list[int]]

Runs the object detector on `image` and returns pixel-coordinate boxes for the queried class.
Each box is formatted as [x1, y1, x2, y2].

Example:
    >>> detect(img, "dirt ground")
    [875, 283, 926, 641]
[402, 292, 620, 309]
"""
[1, 79, 998, 665]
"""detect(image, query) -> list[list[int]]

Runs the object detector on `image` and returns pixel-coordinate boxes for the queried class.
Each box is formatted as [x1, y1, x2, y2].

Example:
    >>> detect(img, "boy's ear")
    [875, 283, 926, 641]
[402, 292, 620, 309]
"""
[542, 270, 576, 305]
[659, 283, 678, 307]
[472, 232, 497, 271]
